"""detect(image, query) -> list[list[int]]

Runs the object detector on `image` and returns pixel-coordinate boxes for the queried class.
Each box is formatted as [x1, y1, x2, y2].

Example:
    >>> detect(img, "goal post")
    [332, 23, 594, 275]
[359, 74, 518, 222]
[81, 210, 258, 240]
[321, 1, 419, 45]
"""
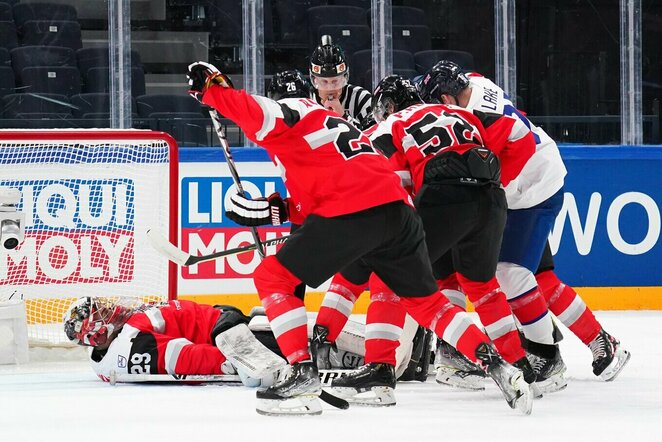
[0, 129, 178, 346]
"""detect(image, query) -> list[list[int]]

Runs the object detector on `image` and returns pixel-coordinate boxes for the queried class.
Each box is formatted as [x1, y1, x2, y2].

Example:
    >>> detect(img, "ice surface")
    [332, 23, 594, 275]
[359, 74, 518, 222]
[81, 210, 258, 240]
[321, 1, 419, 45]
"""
[1, 311, 660, 442]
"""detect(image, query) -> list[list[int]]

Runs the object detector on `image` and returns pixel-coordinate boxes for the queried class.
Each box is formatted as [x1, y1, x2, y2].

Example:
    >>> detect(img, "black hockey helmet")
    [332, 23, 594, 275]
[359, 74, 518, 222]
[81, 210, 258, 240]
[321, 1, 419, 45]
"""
[371, 74, 422, 122]
[267, 70, 312, 100]
[309, 35, 349, 80]
[418, 60, 470, 103]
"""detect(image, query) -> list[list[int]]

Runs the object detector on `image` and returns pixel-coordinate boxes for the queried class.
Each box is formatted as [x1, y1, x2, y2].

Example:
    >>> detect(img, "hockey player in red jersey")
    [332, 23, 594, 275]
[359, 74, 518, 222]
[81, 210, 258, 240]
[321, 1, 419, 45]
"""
[313, 75, 537, 404]
[63, 297, 283, 385]
[418, 60, 630, 387]
[186, 61, 533, 416]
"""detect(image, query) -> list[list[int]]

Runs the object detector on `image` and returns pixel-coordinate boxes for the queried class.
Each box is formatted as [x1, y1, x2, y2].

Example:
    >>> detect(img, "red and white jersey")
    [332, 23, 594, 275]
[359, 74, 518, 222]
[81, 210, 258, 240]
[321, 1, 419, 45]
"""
[369, 103, 498, 192]
[363, 123, 413, 196]
[89, 300, 227, 380]
[202, 87, 411, 218]
[465, 73, 567, 209]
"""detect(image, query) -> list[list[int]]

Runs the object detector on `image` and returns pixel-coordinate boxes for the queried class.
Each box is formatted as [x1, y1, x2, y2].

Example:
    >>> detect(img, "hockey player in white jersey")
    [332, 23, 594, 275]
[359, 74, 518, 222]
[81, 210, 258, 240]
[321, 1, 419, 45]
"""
[418, 60, 630, 389]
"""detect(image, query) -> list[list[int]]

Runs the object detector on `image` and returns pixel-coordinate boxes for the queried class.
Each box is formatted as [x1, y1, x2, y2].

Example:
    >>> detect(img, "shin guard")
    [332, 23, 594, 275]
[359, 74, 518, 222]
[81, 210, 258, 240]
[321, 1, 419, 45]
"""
[365, 277, 405, 366]
[254, 256, 309, 363]
[458, 274, 525, 363]
[537, 270, 601, 345]
[399, 292, 489, 364]
[316, 273, 365, 342]
[437, 273, 467, 310]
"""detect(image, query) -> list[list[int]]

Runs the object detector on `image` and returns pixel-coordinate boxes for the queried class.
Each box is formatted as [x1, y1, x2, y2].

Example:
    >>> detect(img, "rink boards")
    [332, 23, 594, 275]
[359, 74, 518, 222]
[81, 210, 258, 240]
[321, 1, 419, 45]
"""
[177, 146, 662, 311]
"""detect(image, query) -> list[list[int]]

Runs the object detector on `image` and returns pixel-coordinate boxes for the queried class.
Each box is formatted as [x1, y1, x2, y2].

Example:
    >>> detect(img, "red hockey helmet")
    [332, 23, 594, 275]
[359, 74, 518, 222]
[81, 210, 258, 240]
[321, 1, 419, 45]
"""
[63, 297, 136, 347]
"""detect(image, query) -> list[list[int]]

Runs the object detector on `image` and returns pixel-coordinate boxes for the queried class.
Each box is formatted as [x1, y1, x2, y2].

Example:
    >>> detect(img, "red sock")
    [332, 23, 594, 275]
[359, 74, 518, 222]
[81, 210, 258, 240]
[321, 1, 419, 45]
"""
[254, 256, 309, 363]
[365, 275, 405, 365]
[458, 274, 525, 363]
[399, 291, 489, 363]
[537, 270, 601, 345]
[315, 273, 365, 342]
[437, 272, 467, 310]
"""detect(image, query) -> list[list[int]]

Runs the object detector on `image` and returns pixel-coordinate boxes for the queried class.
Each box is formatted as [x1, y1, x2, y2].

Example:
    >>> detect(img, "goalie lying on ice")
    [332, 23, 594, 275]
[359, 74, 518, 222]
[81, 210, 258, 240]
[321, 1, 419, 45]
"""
[63, 297, 419, 386]
[63, 297, 286, 386]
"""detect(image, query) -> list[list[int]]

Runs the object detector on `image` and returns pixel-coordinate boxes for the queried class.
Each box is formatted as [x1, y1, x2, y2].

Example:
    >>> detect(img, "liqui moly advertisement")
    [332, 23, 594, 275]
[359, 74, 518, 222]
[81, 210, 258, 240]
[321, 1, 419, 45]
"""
[0, 179, 135, 284]
[179, 171, 290, 294]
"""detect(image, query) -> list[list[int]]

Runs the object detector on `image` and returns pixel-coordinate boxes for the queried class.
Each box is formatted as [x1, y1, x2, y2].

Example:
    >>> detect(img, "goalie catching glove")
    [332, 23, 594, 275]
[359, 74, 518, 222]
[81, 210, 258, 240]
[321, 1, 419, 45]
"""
[226, 192, 289, 226]
[187, 61, 234, 102]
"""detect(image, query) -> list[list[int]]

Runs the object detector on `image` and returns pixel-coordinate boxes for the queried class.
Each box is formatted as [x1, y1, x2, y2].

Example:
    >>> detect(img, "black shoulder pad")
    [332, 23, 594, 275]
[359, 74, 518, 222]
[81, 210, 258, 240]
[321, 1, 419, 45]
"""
[372, 133, 398, 158]
[473, 109, 502, 129]
[279, 102, 301, 127]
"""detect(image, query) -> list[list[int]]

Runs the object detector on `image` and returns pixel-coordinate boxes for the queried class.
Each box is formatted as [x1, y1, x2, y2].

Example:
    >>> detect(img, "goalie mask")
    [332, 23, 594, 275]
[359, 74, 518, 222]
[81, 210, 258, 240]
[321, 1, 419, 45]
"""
[267, 70, 312, 100]
[419, 60, 469, 103]
[63, 297, 136, 347]
[371, 75, 422, 122]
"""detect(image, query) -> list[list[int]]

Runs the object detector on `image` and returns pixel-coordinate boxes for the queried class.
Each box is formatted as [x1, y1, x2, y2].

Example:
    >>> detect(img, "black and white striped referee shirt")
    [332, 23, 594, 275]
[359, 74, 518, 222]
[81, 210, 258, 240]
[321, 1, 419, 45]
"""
[313, 83, 374, 129]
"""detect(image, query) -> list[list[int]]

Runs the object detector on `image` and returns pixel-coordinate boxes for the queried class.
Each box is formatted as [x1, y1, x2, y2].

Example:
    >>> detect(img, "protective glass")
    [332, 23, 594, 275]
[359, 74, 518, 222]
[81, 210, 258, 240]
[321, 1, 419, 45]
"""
[372, 97, 393, 122]
[311, 74, 347, 92]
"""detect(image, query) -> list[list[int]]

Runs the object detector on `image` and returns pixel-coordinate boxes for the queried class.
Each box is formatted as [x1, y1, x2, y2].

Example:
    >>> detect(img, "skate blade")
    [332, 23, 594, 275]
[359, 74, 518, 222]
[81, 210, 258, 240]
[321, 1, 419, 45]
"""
[435, 366, 485, 391]
[508, 372, 533, 416]
[256, 395, 323, 416]
[600, 348, 631, 382]
[330, 386, 396, 407]
[535, 372, 568, 395]
[530, 383, 544, 399]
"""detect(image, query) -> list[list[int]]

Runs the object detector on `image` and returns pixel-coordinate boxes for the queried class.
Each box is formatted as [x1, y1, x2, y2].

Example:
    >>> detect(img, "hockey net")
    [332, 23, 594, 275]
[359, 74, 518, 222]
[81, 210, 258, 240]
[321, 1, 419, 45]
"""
[0, 129, 178, 347]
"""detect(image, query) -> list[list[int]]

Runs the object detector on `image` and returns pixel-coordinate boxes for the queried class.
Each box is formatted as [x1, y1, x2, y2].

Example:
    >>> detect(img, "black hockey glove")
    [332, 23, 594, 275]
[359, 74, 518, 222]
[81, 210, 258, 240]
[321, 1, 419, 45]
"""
[225, 192, 289, 226]
[187, 61, 234, 103]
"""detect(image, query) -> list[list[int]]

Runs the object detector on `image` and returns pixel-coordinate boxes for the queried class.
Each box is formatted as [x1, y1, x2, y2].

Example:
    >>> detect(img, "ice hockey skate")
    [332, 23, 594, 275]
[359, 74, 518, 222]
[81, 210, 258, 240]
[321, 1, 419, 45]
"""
[475, 343, 533, 415]
[589, 329, 631, 381]
[526, 345, 568, 395]
[329, 362, 397, 406]
[256, 361, 323, 416]
[434, 340, 486, 390]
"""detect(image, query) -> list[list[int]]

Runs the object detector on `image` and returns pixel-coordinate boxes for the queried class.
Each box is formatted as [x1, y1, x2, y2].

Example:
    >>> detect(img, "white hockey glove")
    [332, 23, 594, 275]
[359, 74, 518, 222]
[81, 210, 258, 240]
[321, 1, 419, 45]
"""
[225, 192, 289, 226]
[187, 61, 233, 103]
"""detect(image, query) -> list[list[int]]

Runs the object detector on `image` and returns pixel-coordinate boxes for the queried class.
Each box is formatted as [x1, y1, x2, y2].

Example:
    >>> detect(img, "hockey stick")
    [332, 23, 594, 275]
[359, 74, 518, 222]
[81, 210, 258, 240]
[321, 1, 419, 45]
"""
[320, 390, 350, 410]
[108, 371, 242, 385]
[146, 228, 289, 266]
[201, 109, 346, 410]
[209, 109, 265, 259]
[108, 370, 348, 409]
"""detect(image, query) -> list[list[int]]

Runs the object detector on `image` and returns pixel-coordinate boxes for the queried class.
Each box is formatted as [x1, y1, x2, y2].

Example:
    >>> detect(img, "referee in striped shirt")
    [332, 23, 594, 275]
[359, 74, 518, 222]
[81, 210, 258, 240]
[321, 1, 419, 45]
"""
[309, 35, 374, 130]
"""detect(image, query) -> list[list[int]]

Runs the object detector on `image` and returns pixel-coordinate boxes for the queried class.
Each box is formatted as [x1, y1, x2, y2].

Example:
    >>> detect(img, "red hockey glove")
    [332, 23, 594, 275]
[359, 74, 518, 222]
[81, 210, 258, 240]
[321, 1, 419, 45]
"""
[187, 61, 234, 103]
[225, 192, 289, 226]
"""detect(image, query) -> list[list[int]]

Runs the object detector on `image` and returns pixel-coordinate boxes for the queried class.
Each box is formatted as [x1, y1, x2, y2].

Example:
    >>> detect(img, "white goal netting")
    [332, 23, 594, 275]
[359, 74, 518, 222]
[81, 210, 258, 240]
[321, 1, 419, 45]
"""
[0, 130, 178, 346]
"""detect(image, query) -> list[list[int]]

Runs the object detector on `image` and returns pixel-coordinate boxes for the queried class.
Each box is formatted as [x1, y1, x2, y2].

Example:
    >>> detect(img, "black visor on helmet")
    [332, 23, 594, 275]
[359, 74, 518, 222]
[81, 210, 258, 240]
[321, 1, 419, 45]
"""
[371, 74, 422, 122]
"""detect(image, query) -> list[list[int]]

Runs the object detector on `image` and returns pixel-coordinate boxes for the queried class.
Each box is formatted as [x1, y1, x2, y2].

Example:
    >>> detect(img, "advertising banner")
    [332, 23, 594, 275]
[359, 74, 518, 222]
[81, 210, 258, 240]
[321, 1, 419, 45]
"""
[178, 146, 662, 308]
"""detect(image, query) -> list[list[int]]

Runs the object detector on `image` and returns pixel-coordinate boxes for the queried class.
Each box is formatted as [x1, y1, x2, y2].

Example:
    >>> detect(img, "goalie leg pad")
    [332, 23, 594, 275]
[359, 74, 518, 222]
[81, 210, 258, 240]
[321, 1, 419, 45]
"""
[334, 318, 367, 356]
[394, 314, 418, 378]
[210, 307, 251, 342]
[215, 323, 286, 381]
